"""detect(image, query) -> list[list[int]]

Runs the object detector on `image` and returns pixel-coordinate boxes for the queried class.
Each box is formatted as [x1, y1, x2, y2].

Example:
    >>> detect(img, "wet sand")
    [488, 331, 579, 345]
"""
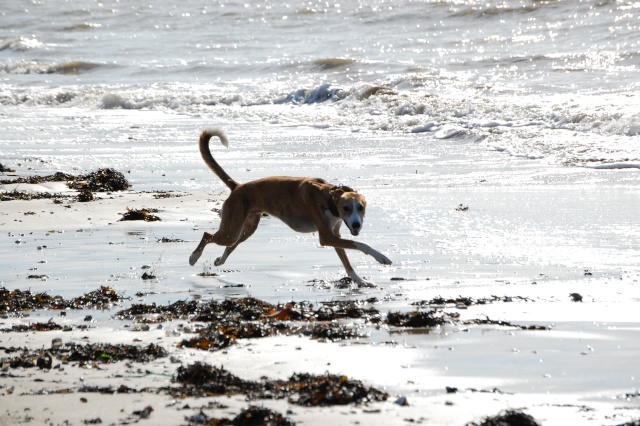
[2, 117, 640, 425]
[1, 177, 640, 425]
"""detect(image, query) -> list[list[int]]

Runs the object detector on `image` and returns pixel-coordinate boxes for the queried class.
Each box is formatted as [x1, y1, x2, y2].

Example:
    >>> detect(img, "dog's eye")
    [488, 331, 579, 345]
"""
[357, 205, 364, 212]
[343, 206, 351, 212]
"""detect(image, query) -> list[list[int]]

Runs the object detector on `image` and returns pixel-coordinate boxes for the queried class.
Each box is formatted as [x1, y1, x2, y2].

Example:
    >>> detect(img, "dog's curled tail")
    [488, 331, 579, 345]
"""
[199, 128, 238, 191]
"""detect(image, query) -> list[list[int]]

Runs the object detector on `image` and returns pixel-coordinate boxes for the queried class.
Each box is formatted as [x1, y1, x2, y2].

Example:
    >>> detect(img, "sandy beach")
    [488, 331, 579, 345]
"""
[2, 122, 640, 425]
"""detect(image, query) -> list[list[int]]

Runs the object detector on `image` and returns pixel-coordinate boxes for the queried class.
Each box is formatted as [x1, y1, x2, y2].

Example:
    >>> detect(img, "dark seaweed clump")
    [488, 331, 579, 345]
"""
[68, 168, 131, 192]
[0, 286, 126, 315]
[1, 190, 67, 201]
[284, 372, 388, 406]
[0, 287, 67, 314]
[467, 409, 541, 426]
[173, 362, 388, 406]
[387, 310, 448, 327]
[412, 295, 533, 307]
[0, 171, 74, 185]
[120, 207, 161, 222]
[190, 406, 294, 426]
[1, 168, 130, 192]
[211, 406, 295, 426]
[0, 163, 15, 173]
[2, 342, 167, 369]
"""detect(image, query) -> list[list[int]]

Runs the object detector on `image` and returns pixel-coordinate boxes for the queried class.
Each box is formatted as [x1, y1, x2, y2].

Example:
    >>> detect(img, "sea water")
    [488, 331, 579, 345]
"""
[1, 0, 639, 168]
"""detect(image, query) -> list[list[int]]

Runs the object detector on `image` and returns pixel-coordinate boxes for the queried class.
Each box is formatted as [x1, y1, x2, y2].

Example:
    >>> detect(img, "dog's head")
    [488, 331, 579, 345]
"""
[330, 186, 367, 236]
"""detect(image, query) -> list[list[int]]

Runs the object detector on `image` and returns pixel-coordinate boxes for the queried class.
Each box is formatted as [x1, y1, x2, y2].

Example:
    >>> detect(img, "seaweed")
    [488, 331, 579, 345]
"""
[464, 317, 549, 330]
[173, 362, 388, 406]
[387, 310, 448, 328]
[120, 207, 161, 222]
[2, 342, 168, 369]
[284, 372, 388, 406]
[314, 300, 382, 323]
[1, 168, 130, 195]
[1, 190, 68, 201]
[0, 286, 125, 314]
[467, 409, 540, 426]
[68, 168, 131, 192]
[412, 295, 533, 308]
[175, 362, 259, 396]
[0, 163, 16, 173]
[0, 287, 66, 314]
[207, 406, 295, 426]
[70, 286, 126, 309]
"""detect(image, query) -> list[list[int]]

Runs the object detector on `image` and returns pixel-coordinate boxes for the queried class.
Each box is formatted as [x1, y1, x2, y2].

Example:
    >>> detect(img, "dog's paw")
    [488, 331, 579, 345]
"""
[189, 251, 201, 266]
[214, 257, 225, 266]
[348, 272, 376, 288]
[373, 251, 392, 265]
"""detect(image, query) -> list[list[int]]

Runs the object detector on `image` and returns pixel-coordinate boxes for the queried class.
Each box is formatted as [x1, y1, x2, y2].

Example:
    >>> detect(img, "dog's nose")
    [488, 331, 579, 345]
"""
[352, 221, 361, 230]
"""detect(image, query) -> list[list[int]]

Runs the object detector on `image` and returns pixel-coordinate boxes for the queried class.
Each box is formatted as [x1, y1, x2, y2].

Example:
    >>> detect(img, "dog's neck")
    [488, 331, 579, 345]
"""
[327, 196, 340, 217]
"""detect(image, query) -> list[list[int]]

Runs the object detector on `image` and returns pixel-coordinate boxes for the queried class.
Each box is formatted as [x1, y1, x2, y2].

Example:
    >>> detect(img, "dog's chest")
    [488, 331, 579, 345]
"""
[276, 210, 340, 234]
[279, 215, 318, 233]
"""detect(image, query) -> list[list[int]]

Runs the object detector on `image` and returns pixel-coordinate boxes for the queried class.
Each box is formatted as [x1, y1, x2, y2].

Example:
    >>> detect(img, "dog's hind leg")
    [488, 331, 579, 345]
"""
[189, 197, 248, 266]
[214, 212, 261, 266]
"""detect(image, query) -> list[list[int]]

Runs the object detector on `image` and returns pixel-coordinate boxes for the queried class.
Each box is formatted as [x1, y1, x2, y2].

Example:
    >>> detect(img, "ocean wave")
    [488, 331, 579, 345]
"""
[1, 80, 638, 141]
[312, 58, 358, 70]
[61, 22, 102, 31]
[0, 37, 43, 52]
[0, 60, 108, 75]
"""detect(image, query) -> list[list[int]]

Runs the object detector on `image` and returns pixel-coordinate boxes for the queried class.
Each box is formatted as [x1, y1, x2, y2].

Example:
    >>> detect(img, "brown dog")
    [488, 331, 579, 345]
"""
[189, 129, 391, 286]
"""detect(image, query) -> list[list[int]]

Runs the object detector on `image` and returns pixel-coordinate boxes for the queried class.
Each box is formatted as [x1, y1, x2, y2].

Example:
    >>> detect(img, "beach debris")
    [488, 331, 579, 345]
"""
[394, 396, 409, 406]
[2, 319, 67, 333]
[456, 204, 470, 212]
[0, 286, 126, 315]
[584, 269, 593, 276]
[76, 189, 94, 202]
[36, 352, 53, 370]
[27, 274, 49, 280]
[1, 190, 67, 201]
[120, 207, 161, 221]
[67, 168, 131, 192]
[0, 163, 16, 173]
[570, 293, 583, 302]
[2, 341, 167, 371]
[157, 236, 184, 243]
[173, 362, 388, 406]
[387, 310, 448, 328]
[464, 317, 549, 331]
[188, 406, 294, 426]
[133, 405, 154, 419]
[141, 271, 156, 280]
[467, 409, 540, 426]
[175, 362, 255, 396]
[285, 372, 388, 406]
[304, 323, 362, 342]
[71, 286, 126, 309]
[1, 171, 74, 185]
[0, 287, 66, 314]
[412, 295, 533, 308]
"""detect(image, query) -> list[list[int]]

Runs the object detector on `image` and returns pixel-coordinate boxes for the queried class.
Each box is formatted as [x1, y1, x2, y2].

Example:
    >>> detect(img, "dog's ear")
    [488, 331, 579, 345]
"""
[330, 185, 355, 198]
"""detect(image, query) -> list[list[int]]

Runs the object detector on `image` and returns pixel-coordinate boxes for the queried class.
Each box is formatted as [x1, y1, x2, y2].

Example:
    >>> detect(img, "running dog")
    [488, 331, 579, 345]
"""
[188, 129, 392, 286]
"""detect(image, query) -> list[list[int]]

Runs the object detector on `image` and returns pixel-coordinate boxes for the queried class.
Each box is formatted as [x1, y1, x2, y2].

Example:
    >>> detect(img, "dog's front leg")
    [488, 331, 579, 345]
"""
[318, 228, 392, 265]
[334, 248, 375, 287]
[352, 241, 392, 265]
